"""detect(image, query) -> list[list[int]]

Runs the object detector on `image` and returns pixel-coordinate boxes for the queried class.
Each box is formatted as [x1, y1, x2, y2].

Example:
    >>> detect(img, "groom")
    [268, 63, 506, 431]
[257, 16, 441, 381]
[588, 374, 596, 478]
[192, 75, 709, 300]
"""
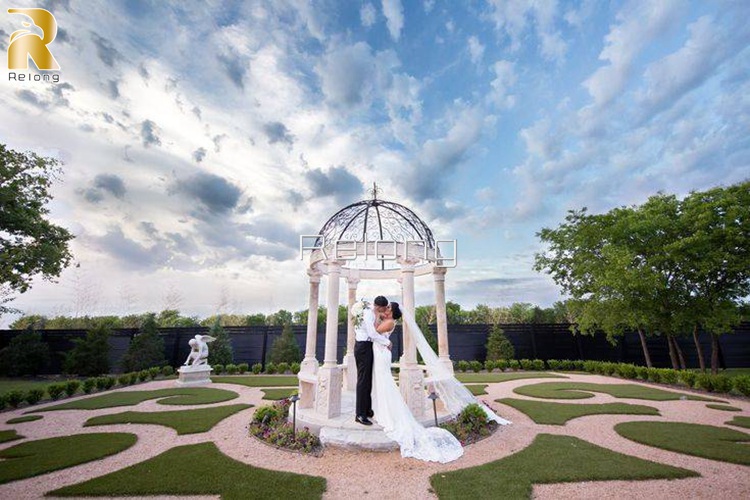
[354, 295, 391, 425]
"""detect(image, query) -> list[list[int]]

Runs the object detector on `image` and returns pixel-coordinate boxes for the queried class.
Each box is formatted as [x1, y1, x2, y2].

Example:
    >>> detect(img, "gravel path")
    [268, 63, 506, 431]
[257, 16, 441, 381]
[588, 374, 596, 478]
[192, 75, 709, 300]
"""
[0, 374, 748, 499]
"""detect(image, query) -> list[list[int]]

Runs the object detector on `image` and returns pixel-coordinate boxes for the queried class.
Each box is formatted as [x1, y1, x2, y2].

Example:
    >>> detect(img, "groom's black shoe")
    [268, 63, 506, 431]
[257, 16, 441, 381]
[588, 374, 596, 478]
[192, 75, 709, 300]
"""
[355, 415, 373, 426]
[367, 409, 374, 418]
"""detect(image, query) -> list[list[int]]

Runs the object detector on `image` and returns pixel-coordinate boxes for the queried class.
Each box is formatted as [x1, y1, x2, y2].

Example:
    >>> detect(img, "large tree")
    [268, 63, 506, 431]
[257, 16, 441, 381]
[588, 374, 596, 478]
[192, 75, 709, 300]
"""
[0, 145, 73, 314]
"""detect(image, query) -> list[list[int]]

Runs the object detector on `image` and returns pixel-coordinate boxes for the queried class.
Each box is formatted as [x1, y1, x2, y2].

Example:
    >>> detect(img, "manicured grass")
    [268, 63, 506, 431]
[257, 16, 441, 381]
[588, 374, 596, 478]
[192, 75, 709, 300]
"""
[0, 377, 59, 394]
[6, 415, 43, 424]
[726, 416, 750, 429]
[212, 375, 299, 387]
[84, 404, 252, 435]
[0, 433, 137, 485]
[455, 372, 567, 384]
[261, 388, 298, 400]
[0, 430, 24, 444]
[514, 382, 720, 402]
[34, 387, 238, 412]
[430, 433, 697, 499]
[497, 398, 660, 425]
[706, 404, 742, 412]
[615, 421, 750, 465]
[466, 384, 488, 396]
[49, 441, 327, 499]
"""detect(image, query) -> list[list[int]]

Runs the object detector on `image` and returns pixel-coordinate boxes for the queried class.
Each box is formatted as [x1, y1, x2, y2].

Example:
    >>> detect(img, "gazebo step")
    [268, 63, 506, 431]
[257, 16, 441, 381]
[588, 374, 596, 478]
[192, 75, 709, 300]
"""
[319, 426, 399, 451]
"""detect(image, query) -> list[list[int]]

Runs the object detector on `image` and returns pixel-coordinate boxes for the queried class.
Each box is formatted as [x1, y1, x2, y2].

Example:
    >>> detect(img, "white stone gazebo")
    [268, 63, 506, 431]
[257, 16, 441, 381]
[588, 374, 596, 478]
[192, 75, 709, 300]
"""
[296, 191, 456, 445]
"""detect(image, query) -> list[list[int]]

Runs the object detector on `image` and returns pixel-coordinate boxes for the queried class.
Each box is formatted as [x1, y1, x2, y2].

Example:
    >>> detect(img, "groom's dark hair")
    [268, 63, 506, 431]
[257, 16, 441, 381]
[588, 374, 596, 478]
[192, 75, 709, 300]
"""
[374, 296, 388, 307]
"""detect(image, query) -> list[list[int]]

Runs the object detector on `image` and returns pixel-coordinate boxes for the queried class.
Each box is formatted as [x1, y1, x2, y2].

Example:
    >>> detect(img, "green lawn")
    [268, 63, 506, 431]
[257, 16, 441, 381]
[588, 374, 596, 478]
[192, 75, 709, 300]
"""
[706, 404, 742, 412]
[0, 433, 137, 485]
[34, 387, 239, 412]
[455, 372, 567, 384]
[466, 384, 488, 396]
[514, 382, 720, 402]
[0, 377, 61, 395]
[497, 398, 660, 425]
[49, 442, 327, 499]
[430, 433, 697, 499]
[0, 430, 24, 444]
[212, 375, 299, 387]
[615, 421, 750, 465]
[84, 404, 252, 434]
[260, 388, 298, 400]
[726, 416, 750, 429]
[5, 415, 43, 424]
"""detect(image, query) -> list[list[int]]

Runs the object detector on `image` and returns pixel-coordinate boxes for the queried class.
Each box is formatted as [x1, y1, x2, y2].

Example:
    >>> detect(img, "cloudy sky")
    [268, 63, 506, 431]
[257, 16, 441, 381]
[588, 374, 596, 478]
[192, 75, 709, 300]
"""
[1, 0, 748, 325]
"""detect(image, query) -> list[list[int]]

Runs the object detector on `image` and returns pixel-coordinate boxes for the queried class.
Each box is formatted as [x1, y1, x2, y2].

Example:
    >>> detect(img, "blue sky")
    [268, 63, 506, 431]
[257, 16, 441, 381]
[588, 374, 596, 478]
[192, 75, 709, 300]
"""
[1, 0, 748, 325]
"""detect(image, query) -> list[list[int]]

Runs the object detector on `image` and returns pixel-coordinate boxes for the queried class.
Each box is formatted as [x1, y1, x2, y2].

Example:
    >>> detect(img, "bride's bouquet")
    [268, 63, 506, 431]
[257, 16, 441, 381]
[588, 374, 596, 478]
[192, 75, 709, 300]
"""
[350, 299, 370, 328]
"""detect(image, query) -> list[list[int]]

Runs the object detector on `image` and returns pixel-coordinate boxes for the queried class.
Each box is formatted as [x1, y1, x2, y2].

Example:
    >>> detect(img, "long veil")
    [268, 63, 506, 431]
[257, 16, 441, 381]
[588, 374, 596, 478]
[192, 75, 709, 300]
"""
[401, 310, 511, 425]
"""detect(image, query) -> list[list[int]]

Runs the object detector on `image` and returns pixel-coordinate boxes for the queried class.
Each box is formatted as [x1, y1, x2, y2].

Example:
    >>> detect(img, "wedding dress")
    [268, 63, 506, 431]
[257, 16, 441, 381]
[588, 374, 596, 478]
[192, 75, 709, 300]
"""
[372, 325, 464, 463]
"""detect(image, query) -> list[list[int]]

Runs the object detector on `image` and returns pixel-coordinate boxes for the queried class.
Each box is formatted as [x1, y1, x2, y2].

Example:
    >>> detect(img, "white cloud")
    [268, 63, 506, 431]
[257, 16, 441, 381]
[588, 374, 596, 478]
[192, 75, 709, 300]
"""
[382, 0, 405, 41]
[468, 36, 485, 65]
[488, 60, 517, 108]
[361, 3, 377, 28]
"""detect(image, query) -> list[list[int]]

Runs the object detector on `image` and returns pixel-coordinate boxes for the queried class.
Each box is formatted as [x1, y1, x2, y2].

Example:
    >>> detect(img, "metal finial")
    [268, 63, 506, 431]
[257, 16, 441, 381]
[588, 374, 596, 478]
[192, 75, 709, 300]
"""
[371, 182, 380, 200]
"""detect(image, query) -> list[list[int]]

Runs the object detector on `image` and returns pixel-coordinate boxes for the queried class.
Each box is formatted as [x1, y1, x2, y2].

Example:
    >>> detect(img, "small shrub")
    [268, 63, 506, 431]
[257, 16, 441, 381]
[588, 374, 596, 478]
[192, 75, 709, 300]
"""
[251, 363, 263, 375]
[64, 380, 81, 397]
[0, 330, 50, 376]
[25, 388, 45, 405]
[439, 403, 496, 445]
[237, 363, 249, 374]
[485, 325, 515, 361]
[213, 364, 225, 375]
[456, 360, 470, 373]
[602, 362, 617, 376]
[469, 360, 483, 373]
[47, 383, 66, 400]
[572, 360, 585, 371]
[82, 378, 97, 394]
[253, 404, 283, 425]
[636, 366, 650, 380]
[532, 359, 545, 371]
[117, 373, 132, 386]
[265, 362, 277, 374]
[547, 359, 561, 370]
[659, 368, 678, 385]
[712, 374, 732, 393]
[695, 373, 714, 391]
[583, 360, 598, 373]
[0, 394, 7, 410]
[519, 359, 533, 371]
[269, 323, 301, 364]
[732, 375, 750, 397]
[161, 365, 174, 377]
[63, 324, 110, 376]
[103, 376, 116, 390]
[226, 363, 239, 375]
[207, 318, 234, 366]
[558, 359, 574, 370]
[6, 390, 25, 408]
[484, 360, 495, 372]
[290, 362, 301, 374]
[495, 359, 509, 371]
[647, 367, 662, 383]
[679, 370, 697, 388]
[148, 366, 161, 380]
[137, 370, 150, 382]
[277, 362, 290, 374]
[617, 364, 637, 379]
[121, 314, 166, 372]
[508, 359, 520, 371]
[95, 377, 109, 391]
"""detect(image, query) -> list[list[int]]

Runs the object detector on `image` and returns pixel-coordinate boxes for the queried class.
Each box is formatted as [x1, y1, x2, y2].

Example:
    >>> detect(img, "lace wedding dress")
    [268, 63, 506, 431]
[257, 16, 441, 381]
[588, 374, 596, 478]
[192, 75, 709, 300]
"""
[372, 326, 464, 463]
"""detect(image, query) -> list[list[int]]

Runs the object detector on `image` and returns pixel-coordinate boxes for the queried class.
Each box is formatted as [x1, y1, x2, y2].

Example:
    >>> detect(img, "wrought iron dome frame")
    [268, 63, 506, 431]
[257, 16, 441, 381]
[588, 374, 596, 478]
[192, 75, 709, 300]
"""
[311, 196, 440, 272]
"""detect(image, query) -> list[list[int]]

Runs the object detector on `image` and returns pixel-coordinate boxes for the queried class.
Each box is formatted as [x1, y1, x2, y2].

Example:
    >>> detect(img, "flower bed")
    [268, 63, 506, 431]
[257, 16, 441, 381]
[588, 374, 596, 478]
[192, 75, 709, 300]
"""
[249, 398, 322, 456]
[439, 403, 499, 446]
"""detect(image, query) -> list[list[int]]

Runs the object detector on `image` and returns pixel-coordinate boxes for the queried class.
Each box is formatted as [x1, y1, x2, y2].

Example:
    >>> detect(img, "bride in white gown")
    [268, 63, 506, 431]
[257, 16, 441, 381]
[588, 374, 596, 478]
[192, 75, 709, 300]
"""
[371, 302, 464, 463]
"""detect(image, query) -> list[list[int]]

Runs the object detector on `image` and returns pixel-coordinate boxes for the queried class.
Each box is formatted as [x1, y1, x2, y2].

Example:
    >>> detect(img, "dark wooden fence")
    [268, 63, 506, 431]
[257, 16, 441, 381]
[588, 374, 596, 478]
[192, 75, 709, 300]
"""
[1, 322, 748, 374]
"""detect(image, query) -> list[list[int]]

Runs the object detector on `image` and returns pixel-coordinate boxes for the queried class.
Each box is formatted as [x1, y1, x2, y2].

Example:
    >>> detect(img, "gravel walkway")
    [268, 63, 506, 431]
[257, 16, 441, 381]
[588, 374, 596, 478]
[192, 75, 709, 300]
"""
[0, 374, 748, 499]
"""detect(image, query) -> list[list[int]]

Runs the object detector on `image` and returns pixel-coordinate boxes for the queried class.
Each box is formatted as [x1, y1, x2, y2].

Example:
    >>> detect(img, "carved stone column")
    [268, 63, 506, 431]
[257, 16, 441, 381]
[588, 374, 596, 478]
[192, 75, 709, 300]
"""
[300, 268, 322, 375]
[316, 260, 343, 418]
[433, 266, 454, 374]
[343, 275, 360, 391]
[398, 258, 425, 418]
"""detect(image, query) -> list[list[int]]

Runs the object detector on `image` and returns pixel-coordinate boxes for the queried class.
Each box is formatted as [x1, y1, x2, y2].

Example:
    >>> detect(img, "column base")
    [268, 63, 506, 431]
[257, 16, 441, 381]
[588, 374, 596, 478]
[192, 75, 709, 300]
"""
[438, 356, 454, 375]
[342, 353, 357, 392]
[399, 365, 426, 419]
[315, 365, 343, 418]
[300, 356, 319, 375]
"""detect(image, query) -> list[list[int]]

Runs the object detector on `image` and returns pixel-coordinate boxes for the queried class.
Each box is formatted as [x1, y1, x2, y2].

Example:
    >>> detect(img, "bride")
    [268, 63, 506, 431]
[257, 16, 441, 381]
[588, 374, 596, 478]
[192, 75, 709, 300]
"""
[370, 302, 509, 463]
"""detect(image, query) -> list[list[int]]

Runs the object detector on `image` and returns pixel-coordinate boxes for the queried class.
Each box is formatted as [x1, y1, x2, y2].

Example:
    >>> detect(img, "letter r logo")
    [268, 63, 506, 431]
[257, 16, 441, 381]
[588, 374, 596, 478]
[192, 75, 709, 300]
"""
[7, 8, 60, 70]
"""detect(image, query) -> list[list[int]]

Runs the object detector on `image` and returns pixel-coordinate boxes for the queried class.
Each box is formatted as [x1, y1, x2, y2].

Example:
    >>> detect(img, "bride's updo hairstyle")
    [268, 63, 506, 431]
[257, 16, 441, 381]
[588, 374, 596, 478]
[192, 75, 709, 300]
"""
[389, 302, 403, 320]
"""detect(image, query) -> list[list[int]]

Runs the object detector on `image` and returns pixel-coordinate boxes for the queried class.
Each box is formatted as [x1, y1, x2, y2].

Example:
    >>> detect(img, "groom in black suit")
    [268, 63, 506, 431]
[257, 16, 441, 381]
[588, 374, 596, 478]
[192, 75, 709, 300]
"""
[354, 295, 390, 425]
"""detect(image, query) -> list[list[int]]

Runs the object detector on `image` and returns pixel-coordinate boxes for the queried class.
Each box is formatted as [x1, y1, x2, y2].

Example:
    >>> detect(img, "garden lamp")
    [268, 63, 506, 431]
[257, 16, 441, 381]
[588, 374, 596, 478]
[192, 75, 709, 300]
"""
[290, 393, 300, 437]
[428, 391, 439, 427]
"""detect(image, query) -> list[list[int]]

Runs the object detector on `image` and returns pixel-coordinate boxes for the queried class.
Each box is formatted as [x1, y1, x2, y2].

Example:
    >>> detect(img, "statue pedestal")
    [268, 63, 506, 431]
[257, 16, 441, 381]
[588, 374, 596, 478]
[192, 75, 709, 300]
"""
[176, 365, 212, 386]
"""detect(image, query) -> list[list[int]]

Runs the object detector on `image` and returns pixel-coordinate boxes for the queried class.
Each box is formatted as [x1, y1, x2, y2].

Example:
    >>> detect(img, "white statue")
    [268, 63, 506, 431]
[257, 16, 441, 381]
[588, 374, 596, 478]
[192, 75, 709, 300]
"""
[183, 335, 216, 368]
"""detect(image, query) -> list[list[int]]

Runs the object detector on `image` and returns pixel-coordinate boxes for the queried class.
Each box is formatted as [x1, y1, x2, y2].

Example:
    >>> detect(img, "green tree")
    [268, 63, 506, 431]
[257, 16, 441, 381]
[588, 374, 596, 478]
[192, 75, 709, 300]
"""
[266, 309, 293, 326]
[9, 314, 47, 330]
[207, 318, 234, 366]
[121, 314, 166, 372]
[0, 145, 74, 314]
[485, 325, 514, 361]
[63, 322, 111, 376]
[157, 309, 199, 327]
[445, 301, 466, 324]
[244, 313, 267, 326]
[269, 323, 301, 364]
[0, 329, 50, 376]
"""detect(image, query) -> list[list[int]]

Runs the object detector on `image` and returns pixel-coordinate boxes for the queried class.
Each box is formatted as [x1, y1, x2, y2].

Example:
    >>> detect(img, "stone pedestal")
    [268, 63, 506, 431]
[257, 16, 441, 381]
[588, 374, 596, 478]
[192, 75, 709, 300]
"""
[342, 353, 357, 391]
[399, 366, 426, 419]
[176, 365, 212, 386]
[315, 365, 343, 418]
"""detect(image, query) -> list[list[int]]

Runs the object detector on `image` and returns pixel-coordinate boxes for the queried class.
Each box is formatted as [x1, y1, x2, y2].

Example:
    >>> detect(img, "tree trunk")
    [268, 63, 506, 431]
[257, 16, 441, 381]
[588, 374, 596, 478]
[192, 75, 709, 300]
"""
[692, 324, 705, 372]
[666, 334, 679, 370]
[710, 333, 720, 375]
[637, 327, 652, 368]
[674, 337, 687, 370]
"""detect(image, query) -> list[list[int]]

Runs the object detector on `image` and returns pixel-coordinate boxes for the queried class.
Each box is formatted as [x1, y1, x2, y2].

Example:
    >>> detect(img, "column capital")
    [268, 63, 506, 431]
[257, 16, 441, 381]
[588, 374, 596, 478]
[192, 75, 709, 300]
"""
[398, 257, 419, 272]
[346, 277, 360, 289]
[432, 266, 447, 281]
[324, 259, 344, 273]
[307, 268, 322, 283]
